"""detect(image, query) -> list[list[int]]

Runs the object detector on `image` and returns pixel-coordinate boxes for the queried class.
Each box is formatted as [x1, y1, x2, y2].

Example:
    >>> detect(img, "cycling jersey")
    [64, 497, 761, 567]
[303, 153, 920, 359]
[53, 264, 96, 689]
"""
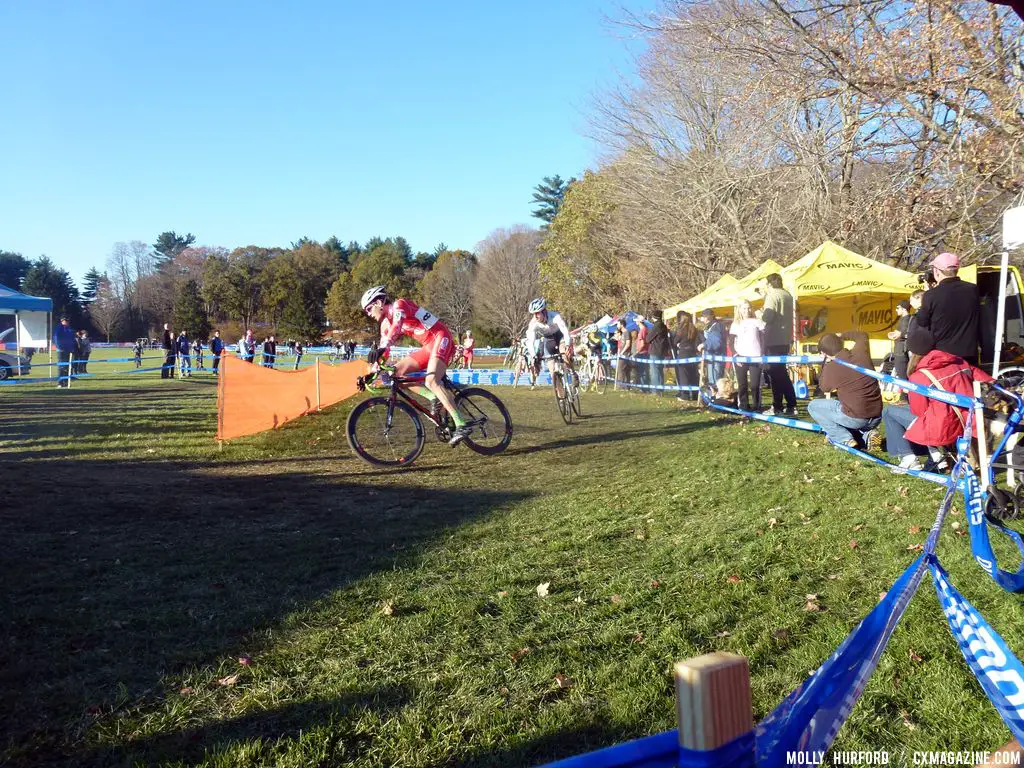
[379, 298, 450, 350]
[526, 310, 570, 354]
[378, 298, 455, 367]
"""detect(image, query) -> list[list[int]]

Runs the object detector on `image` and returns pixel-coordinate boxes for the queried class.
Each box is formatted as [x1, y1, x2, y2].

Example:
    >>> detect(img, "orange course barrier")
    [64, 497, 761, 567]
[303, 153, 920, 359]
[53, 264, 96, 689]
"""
[216, 354, 368, 440]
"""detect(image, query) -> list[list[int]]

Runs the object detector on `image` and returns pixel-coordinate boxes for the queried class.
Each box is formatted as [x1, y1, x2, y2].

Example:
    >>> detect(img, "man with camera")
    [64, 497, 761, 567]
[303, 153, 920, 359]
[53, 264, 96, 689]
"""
[914, 252, 980, 366]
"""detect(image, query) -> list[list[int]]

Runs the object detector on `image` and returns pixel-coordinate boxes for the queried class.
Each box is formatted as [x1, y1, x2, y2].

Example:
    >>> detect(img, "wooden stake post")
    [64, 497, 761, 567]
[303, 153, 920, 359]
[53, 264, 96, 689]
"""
[674, 652, 754, 753]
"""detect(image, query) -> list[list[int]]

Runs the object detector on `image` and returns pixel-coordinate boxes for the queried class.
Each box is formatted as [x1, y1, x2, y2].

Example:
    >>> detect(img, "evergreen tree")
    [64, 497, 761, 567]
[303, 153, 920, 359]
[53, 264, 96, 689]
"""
[531, 175, 575, 225]
[0, 251, 31, 289]
[153, 231, 196, 270]
[81, 267, 103, 303]
[172, 279, 211, 339]
[22, 257, 83, 324]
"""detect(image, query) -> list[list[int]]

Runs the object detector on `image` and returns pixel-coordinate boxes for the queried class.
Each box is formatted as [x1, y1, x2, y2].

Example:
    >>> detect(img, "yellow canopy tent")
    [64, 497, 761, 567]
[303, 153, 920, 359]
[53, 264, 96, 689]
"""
[694, 259, 785, 316]
[771, 241, 920, 358]
[663, 274, 736, 320]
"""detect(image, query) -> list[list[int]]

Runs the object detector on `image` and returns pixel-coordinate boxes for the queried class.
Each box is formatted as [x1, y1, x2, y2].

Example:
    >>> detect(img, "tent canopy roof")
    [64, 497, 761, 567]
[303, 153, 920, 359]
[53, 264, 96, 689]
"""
[777, 241, 919, 300]
[0, 283, 52, 313]
[663, 274, 737, 318]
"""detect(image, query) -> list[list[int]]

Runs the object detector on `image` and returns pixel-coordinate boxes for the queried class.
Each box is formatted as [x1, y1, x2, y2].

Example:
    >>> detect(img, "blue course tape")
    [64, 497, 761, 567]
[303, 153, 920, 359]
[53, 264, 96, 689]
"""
[932, 558, 1024, 743]
[964, 466, 1024, 593]
[542, 730, 755, 768]
[829, 441, 954, 488]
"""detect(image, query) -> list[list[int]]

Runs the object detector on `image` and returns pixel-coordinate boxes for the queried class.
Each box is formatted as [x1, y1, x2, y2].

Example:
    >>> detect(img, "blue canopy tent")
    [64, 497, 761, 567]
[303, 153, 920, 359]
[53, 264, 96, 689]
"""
[0, 283, 53, 374]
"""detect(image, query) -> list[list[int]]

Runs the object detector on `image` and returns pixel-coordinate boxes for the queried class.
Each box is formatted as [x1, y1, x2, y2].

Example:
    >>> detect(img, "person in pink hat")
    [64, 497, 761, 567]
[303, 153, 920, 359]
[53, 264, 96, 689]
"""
[914, 251, 981, 366]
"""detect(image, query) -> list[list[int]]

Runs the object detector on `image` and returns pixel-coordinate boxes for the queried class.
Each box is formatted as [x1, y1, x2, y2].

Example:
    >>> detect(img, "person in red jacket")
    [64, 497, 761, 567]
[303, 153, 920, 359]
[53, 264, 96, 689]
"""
[882, 328, 992, 470]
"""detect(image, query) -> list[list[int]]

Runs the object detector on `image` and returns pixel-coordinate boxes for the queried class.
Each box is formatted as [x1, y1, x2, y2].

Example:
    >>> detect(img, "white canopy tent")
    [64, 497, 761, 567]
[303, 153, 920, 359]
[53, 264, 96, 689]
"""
[0, 283, 53, 374]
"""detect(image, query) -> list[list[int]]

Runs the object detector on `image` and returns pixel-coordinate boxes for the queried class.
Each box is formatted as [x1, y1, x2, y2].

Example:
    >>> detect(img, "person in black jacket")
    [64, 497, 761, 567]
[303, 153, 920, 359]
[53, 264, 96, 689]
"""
[161, 323, 175, 379]
[914, 252, 980, 366]
[210, 331, 224, 376]
[262, 335, 277, 368]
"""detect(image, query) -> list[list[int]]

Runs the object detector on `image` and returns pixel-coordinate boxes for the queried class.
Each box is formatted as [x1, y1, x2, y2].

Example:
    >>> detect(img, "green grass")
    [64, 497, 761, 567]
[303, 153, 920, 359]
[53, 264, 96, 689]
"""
[2, 367, 1023, 767]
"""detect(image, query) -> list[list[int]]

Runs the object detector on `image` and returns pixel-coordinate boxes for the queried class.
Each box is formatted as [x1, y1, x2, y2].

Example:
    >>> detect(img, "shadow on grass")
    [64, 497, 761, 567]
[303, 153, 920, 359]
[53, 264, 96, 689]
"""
[0, 454, 533, 767]
[505, 419, 722, 456]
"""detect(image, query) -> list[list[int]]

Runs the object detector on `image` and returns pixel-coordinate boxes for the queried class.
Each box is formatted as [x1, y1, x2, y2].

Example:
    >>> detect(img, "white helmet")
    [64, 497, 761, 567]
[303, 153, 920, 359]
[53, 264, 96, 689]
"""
[360, 285, 389, 310]
[528, 298, 546, 313]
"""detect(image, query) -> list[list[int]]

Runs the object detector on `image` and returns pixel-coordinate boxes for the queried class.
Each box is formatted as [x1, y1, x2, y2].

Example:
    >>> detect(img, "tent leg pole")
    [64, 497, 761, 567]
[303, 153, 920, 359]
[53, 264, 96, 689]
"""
[994, 251, 1009, 379]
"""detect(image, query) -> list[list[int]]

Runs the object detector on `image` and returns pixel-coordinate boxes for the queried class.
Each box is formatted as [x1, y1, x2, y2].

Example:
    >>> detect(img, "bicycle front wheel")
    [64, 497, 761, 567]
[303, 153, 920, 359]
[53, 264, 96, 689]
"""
[346, 397, 425, 467]
[455, 387, 513, 455]
[553, 372, 572, 424]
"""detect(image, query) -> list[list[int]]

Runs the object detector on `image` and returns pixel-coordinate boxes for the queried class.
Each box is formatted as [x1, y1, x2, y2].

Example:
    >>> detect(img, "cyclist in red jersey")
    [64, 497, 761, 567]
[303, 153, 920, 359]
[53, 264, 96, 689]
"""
[360, 285, 472, 445]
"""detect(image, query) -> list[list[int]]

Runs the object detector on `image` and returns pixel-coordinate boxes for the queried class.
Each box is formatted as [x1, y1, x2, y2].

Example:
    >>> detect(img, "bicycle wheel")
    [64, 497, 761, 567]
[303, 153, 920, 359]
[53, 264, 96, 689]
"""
[346, 397, 425, 467]
[569, 372, 582, 417]
[454, 387, 513, 455]
[595, 361, 609, 395]
[553, 371, 572, 424]
[578, 363, 591, 391]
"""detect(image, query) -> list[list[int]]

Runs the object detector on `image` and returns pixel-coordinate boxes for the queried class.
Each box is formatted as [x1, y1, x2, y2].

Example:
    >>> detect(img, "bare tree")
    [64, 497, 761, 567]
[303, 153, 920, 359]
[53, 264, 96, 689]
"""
[89, 277, 124, 342]
[418, 250, 476, 336]
[472, 227, 543, 343]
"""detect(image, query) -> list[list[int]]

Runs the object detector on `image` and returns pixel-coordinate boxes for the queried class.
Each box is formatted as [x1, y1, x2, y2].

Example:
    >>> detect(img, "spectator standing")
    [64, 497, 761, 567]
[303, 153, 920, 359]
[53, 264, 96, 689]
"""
[887, 300, 913, 380]
[882, 329, 993, 470]
[463, 330, 475, 369]
[161, 323, 176, 379]
[729, 300, 766, 413]
[263, 335, 277, 368]
[615, 319, 633, 387]
[698, 309, 726, 386]
[210, 331, 224, 375]
[193, 338, 204, 370]
[648, 313, 671, 393]
[177, 330, 191, 377]
[914, 252, 980, 366]
[807, 331, 882, 447]
[673, 311, 700, 402]
[133, 339, 143, 368]
[635, 317, 650, 387]
[78, 331, 91, 374]
[293, 341, 305, 370]
[52, 316, 76, 388]
[761, 273, 797, 415]
[238, 329, 256, 363]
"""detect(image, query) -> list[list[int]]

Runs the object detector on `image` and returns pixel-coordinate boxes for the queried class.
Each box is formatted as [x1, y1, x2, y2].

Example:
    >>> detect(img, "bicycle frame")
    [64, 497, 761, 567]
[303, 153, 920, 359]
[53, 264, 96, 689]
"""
[357, 368, 451, 428]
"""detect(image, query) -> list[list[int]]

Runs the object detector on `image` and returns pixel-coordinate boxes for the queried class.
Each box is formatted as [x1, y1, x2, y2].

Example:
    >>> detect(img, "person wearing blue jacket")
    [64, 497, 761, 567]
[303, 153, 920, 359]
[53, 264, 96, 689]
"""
[177, 330, 191, 377]
[210, 331, 224, 376]
[52, 316, 77, 388]
[698, 309, 726, 387]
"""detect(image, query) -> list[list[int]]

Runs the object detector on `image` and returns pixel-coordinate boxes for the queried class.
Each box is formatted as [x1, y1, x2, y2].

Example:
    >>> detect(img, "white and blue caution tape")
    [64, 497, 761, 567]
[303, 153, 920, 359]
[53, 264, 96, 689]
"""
[932, 558, 1024, 743]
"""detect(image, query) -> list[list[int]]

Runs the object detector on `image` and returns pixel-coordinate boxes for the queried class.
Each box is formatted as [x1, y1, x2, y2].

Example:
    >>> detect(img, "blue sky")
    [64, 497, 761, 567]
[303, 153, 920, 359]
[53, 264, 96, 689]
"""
[0, 0, 655, 284]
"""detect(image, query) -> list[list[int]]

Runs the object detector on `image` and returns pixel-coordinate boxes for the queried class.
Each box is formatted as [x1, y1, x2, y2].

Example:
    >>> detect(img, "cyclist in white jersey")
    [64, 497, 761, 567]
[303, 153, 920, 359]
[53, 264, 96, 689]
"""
[525, 298, 572, 380]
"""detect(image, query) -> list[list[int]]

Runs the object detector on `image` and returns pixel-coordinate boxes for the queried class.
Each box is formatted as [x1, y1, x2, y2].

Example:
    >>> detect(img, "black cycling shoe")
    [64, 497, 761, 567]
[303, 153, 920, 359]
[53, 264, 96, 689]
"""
[448, 425, 473, 447]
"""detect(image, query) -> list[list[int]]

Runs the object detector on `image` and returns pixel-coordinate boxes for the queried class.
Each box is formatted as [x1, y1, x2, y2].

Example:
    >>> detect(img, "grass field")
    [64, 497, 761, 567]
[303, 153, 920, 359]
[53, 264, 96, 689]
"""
[2, 354, 1024, 767]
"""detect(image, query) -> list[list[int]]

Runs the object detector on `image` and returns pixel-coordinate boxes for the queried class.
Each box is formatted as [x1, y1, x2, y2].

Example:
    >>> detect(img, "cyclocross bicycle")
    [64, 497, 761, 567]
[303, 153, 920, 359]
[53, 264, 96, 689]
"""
[347, 365, 513, 467]
[542, 354, 581, 424]
[577, 353, 610, 395]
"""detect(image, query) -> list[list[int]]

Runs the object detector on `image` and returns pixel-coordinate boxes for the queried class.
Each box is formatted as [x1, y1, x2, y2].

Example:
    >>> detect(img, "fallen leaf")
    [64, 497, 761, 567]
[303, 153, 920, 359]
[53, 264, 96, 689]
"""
[573, 595, 584, 603]
[536, 582, 550, 598]
[179, 686, 194, 696]
[951, 521, 961, 530]
[649, 579, 662, 588]
[772, 629, 789, 642]
[898, 486, 909, 497]
[828, 574, 840, 580]
[727, 575, 741, 584]
[380, 601, 395, 616]
[803, 474, 815, 483]
[955, 529, 967, 537]
[217, 674, 239, 687]
[849, 539, 859, 549]
[632, 632, 645, 643]
[804, 601, 821, 612]
[907, 543, 924, 552]
[768, 517, 779, 529]
[497, 591, 508, 599]
[901, 710, 917, 731]
[909, 649, 924, 663]
[805, 593, 818, 601]
[238, 655, 253, 666]
[635, 532, 646, 540]
[610, 594, 622, 604]
[852, 524, 864, 532]
[909, 525, 922, 534]
[554, 673, 573, 689]
[879, 592, 887, 600]
[499, 686, 510, 696]
[893, 506, 904, 514]
[511, 647, 530, 662]
[715, 630, 731, 638]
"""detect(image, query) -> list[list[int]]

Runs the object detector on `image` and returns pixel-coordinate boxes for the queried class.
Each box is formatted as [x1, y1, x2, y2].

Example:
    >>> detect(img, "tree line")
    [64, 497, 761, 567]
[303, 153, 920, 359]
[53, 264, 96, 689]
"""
[1, 225, 553, 346]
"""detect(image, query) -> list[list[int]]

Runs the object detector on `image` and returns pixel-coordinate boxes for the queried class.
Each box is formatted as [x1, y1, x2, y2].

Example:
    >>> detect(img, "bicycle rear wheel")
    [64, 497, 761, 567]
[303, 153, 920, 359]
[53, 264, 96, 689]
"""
[595, 361, 609, 395]
[553, 372, 572, 424]
[454, 387, 513, 455]
[346, 397, 425, 467]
